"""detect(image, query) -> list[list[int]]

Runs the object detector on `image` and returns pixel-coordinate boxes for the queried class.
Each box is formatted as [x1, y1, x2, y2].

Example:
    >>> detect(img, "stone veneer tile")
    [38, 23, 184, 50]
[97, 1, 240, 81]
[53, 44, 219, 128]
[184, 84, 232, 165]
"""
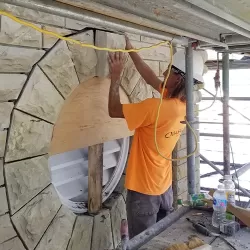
[0, 3, 65, 26]
[0, 74, 27, 101]
[5, 110, 53, 162]
[120, 57, 141, 96]
[132, 41, 170, 61]
[17, 66, 64, 123]
[173, 177, 188, 196]
[35, 206, 76, 250]
[65, 18, 96, 30]
[39, 40, 79, 98]
[42, 26, 72, 49]
[0, 160, 3, 186]
[140, 36, 165, 45]
[0, 214, 16, 244]
[0, 16, 42, 48]
[0, 188, 8, 216]
[145, 60, 160, 76]
[5, 155, 50, 214]
[127, 33, 141, 41]
[91, 209, 114, 250]
[12, 185, 61, 250]
[67, 215, 93, 250]
[67, 31, 97, 83]
[0, 102, 14, 129]
[130, 78, 153, 103]
[0, 237, 25, 250]
[173, 162, 188, 182]
[0, 45, 45, 73]
[152, 88, 161, 98]
[96, 31, 126, 77]
[0, 131, 7, 157]
[159, 61, 169, 76]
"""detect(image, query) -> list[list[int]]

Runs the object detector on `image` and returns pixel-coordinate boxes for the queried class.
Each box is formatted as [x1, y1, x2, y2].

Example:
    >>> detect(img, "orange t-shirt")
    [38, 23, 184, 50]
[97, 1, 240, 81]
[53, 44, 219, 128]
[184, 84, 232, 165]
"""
[122, 98, 186, 195]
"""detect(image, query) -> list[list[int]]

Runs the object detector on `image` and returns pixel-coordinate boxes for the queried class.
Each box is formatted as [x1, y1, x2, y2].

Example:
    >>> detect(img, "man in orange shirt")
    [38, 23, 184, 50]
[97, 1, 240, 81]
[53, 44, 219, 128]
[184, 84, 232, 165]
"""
[108, 38, 205, 238]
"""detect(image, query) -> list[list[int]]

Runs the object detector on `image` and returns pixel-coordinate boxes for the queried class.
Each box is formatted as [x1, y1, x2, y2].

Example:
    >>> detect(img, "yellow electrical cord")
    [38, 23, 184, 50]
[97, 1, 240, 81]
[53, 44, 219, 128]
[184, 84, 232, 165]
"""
[0, 10, 198, 161]
[154, 42, 198, 161]
[0, 10, 169, 52]
[198, 89, 218, 112]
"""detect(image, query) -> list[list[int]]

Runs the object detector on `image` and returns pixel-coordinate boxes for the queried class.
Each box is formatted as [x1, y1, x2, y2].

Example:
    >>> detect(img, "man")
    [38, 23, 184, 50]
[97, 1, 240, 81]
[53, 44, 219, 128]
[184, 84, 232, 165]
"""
[108, 37, 205, 238]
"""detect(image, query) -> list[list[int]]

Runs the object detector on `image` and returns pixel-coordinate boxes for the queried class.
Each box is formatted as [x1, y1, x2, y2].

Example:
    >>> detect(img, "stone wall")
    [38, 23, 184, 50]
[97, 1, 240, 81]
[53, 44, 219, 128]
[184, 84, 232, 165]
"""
[0, 3, 202, 249]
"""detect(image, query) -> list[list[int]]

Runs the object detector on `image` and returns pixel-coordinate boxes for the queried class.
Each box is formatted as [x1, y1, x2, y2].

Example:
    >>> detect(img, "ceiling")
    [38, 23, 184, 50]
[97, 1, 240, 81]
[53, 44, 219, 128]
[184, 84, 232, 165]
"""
[72, 0, 250, 47]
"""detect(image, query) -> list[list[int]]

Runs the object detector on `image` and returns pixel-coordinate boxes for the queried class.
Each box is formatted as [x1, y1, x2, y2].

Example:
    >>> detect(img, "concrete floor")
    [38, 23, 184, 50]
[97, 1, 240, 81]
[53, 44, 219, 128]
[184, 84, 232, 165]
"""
[139, 210, 250, 250]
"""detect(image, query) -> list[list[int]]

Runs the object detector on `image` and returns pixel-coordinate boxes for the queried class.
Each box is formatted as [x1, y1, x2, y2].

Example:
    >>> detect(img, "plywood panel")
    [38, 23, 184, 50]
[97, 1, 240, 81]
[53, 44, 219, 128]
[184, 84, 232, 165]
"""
[50, 77, 133, 155]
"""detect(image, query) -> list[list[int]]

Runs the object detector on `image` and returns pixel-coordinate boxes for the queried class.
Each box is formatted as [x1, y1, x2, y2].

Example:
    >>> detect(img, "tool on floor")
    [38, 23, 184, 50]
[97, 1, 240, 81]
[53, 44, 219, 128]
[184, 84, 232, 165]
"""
[186, 218, 213, 236]
[186, 218, 237, 250]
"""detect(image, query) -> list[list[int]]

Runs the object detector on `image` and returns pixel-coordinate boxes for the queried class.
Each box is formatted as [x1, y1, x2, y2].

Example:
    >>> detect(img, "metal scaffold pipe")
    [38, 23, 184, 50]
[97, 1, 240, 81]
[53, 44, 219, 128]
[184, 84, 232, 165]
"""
[222, 52, 230, 176]
[185, 43, 196, 195]
[0, 0, 229, 47]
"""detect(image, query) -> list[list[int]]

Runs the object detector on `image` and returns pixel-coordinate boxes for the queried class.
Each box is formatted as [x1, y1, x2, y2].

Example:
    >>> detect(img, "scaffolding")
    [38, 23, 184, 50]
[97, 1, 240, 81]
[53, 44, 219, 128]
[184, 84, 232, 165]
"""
[3, 1, 250, 249]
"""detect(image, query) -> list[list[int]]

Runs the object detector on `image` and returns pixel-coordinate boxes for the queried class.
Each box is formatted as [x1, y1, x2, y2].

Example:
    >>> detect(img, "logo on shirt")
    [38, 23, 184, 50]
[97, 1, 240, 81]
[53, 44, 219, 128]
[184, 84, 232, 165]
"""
[165, 129, 183, 139]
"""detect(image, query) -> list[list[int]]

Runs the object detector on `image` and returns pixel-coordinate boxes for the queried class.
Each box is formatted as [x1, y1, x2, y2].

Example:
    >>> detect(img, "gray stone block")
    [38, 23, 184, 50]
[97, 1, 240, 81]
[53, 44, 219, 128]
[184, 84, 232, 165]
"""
[0, 74, 27, 101]
[0, 214, 16, 244]
[0, 102, 13, 129]
[0, 237, 25, 250]
[91, 209, 114, 250]
[67, 215, 93, 250]
[0, 3, 65, 26]
[16, 66, 64, 123]
[0, 187, 8, 216]
[12, 185, 61, 250]
[39, 40, 79, 98]
[5, 155, 50, 214]
[96, 31, 126, 77]
[130, 78, 153, 103]
[0, 131, 7, 157]
[0, 160, 3, 186]
[0, 45, 45, 73]
[42, 26, 72, 49]
[35, 206, 76, 250]
[5, 110, 53, 162]
[67, 31, 97, 83]
[0, 16, 42, 48]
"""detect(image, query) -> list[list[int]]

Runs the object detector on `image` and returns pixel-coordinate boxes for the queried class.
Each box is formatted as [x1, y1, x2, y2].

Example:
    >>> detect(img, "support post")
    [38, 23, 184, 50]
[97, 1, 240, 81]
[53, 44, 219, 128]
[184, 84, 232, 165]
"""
[185, 43, 196, 195]
[88, 143, 103, 214]
[222, 52, 230, 176]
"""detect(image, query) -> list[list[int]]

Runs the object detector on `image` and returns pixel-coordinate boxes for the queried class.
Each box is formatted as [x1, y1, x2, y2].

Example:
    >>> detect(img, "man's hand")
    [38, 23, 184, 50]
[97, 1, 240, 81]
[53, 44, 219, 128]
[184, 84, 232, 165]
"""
[108, 52, 125, 118]
[125, 36, 133, 50]
[108, 52, 125, 82]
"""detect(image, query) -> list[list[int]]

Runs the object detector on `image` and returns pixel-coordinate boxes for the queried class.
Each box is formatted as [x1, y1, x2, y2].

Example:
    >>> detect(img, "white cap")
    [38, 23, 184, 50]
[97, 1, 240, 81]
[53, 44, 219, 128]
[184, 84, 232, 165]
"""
[172, 49, 207, 83]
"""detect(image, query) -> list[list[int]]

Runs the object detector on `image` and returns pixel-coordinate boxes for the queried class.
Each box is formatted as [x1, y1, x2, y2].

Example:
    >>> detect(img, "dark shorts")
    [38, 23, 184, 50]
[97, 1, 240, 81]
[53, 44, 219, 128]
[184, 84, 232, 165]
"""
[126, 186, 173, 238]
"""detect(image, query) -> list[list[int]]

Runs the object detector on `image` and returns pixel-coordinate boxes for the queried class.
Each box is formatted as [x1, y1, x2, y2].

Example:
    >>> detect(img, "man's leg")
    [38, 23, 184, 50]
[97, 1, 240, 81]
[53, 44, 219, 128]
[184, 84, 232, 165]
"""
[126, 190, 160, 239]
[160, 186, 174, 215]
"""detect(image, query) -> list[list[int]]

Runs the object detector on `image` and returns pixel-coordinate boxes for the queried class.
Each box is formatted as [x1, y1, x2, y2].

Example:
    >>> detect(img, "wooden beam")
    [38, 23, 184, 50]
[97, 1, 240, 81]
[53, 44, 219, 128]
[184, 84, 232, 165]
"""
[88, 143, 103, 214]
